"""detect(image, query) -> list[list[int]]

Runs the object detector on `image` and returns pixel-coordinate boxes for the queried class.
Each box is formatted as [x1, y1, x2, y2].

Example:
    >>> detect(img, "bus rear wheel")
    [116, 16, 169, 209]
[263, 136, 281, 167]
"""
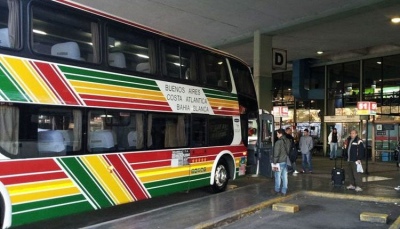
[210, 160, 229, 193]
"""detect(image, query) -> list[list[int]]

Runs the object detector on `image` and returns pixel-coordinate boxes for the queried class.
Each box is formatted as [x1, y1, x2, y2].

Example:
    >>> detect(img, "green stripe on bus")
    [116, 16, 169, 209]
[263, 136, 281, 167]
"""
[203, 88, 237, 101]
[0, 62, 30, 102]
[12, 194, 88, 213]
[58, 157, 114, 208]
[12, 196, 93, 227]
[189, 173, 211, 189]
[58, 65, 159, 90]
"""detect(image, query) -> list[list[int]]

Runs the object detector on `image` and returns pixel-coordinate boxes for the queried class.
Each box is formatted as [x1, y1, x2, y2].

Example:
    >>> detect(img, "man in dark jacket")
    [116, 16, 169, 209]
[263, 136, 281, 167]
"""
[343, 129, 365, 192]
[272, 129, 291, 195]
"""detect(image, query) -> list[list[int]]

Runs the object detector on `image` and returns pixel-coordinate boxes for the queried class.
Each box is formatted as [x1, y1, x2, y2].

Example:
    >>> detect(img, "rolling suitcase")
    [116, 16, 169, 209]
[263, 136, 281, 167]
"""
[331, 157, 345, 186]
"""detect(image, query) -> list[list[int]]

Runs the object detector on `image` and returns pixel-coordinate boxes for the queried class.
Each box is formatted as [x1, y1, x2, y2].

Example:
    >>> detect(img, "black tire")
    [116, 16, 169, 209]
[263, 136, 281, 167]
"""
[210, 160, 229, 193]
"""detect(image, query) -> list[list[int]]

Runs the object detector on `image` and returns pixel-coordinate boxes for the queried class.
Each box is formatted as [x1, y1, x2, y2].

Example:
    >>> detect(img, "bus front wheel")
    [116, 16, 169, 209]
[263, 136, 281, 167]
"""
[210, 160, 229, 193]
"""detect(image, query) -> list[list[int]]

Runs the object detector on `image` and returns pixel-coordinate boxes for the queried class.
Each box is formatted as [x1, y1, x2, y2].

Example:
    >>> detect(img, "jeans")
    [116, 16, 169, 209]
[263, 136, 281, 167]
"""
[274, 162, 288, 194]
[302, 153, 313, 172]
[330, 143, 338, 159]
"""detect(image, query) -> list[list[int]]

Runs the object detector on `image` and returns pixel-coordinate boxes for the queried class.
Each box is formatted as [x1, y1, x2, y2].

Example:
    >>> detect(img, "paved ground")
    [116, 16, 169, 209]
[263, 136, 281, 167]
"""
[16, 156, 400, 229]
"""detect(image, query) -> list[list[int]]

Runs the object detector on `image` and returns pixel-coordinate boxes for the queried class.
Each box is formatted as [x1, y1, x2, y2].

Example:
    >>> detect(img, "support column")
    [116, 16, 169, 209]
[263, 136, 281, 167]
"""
[253, 31, 272, 112]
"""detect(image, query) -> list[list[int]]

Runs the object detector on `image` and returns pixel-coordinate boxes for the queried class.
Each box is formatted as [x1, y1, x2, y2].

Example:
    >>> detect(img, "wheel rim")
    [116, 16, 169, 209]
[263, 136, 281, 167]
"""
[215, 164, 227, 187]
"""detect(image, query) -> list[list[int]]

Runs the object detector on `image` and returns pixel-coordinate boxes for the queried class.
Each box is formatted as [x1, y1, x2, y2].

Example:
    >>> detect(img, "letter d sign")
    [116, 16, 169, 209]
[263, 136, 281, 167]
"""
[272, 49, 287, 70]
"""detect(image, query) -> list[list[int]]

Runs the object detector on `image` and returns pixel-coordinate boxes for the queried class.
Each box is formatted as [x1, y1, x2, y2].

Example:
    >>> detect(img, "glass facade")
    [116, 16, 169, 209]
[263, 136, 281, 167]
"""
[272, 53, 400, 161]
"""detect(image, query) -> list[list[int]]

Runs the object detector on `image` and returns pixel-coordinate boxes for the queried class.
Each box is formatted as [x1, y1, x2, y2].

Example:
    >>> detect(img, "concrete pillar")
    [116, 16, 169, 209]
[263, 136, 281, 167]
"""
[253, 31, 272, 112]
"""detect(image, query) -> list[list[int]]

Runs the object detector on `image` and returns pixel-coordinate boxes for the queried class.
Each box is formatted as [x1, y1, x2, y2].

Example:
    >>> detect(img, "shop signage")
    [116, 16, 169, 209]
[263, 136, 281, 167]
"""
[324, 115, 360, 123]
[273, 106, 288, 117]
[356, 101, 377, 115]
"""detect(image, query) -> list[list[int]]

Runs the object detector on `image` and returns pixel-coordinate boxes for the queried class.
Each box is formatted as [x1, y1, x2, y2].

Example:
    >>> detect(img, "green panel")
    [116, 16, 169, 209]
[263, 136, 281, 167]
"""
[189, 173, 211, 189]
[147, 181, 190, 197]
[13, 194, 88, 213]
[203, 88, 237, 101]
[12, 199, 93, 227]
[57, 157, 114, 208]
[58, 65, 159, 90]
[144, 175, 190, 189]
[0, 63, 30, 102]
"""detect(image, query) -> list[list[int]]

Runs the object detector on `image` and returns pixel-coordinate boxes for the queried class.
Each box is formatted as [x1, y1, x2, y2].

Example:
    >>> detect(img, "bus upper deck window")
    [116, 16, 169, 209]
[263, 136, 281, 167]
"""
[0, 0, 20, 49]
[31, 3, 99, 63]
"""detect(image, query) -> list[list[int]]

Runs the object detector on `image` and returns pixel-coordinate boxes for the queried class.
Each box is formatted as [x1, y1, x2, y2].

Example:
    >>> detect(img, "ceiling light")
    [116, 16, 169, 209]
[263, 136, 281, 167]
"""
[33, 29, 46, 35]
[391, 17, 400, 23]
[317, 51, 323, 55]
[136, 54, 149, 59]
[377, 61, 382, 64]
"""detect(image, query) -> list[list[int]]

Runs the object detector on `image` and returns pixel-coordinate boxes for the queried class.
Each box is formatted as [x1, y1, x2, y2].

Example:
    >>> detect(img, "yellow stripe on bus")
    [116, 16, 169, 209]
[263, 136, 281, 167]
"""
[69, 80, 166, 101]
[207, 97, 239, 108]
[1, 56, 59, 104]
[10, 187, 80, 204]
[8, 179, 80, 204]
[81, 155, 133, 204]
[136, 166, 190, 183]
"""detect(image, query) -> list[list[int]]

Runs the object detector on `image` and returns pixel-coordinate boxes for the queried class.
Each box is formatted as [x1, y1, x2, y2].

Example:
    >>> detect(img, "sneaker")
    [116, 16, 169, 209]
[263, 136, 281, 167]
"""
[346, 185, 356, 190]
[395, 186, 400, 191]
[355, 187, 363, 192]
[294, 170, 299, 174]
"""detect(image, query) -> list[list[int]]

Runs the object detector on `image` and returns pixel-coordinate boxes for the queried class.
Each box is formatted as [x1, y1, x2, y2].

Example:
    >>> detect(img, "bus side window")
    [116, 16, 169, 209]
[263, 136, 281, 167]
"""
[200, 53, 231, 90]
[161, 41, 197, 81]
[0, 0, 20, 49]
[31, 3, 99, 63]
[107, 25, 156, 73]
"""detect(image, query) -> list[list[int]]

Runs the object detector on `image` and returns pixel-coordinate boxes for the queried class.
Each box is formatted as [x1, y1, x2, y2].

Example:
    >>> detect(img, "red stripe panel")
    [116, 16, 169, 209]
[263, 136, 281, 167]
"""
[33, 62, 81, 105]
[124, 151, 172, 164]
[81, 95, 172, 112]
[0, 159, 61, 176]
[1, 171, 67, 186]
[81, 94, 169, 106]
[105, 154, 149, 200]
[131, 161, 171, 170]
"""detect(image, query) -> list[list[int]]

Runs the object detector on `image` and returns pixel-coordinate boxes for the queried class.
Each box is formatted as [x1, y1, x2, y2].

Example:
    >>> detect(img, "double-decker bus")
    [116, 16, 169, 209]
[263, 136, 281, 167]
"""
[0, 0, 259, 227]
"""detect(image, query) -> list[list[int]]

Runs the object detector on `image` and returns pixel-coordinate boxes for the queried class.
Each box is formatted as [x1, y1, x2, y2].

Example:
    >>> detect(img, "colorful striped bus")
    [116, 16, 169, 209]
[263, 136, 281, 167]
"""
[0, 0, 259, 227]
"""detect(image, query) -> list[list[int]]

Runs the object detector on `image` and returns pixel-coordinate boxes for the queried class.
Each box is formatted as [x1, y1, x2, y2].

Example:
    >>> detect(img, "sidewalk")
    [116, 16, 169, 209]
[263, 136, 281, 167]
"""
[82, 157, 400, 228]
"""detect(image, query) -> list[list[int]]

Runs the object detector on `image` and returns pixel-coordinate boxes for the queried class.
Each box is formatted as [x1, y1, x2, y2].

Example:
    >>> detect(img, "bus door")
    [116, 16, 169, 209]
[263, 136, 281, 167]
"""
[257, 113, 274, 178]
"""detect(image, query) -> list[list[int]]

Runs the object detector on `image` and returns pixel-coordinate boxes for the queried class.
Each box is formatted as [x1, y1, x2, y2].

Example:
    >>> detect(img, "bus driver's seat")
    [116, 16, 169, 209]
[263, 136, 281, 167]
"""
[0, 28, 10, 48]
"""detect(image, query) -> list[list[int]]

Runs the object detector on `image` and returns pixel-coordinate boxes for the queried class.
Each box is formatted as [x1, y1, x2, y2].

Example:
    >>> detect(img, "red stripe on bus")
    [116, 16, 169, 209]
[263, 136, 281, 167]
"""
[0, 159, 61, 176]
[124, 151, 172, 164]
[104, 154, 149, 200]
[33, 62, 81, 105]
[1, 171, 67, 186]
[81, 94, 169, 106]
[83, 98, 172, 112]
[131, 161, 171, 170]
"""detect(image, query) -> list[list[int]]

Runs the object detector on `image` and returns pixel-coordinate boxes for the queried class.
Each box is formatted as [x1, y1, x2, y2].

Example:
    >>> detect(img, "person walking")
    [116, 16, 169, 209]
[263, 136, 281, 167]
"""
[343, 129, 365, 192]
[299, 129, 314, 173]
[328, 128, 341, 160]
[285, 127, 299, 174]
[272, 129, 291, 196]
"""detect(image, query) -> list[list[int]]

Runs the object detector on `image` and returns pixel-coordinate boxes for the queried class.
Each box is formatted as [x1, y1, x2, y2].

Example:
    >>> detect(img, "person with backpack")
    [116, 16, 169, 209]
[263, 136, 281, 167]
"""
[285, 127, 299, 174]
[272, 129, 291, 196]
